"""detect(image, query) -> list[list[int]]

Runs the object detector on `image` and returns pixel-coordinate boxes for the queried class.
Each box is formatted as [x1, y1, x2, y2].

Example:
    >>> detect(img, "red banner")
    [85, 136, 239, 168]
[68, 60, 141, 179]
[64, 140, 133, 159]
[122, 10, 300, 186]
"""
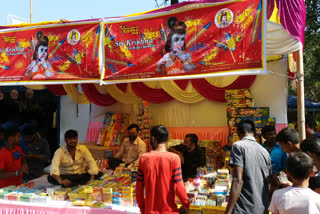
[103, 0, 265, 82]
[0, 22, 101, 83]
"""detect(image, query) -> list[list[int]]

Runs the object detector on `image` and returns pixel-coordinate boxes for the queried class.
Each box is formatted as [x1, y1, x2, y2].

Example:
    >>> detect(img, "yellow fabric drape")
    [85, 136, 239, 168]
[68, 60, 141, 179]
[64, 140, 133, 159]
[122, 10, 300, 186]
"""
[269, 0, 281, 24]
[24, 85, 46, 90]
[159, 80, 205, 103]
[267, 55, 282, 62]
[63, 84, 90, 104]
[103, 83, 142, 104]
[95, 84, 109, 94]
[144, 81, 161, 89]
[205, 76, 239, 88]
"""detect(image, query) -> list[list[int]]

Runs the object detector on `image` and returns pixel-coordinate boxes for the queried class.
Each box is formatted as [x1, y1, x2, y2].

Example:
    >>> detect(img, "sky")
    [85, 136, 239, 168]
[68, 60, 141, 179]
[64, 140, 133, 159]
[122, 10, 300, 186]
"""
[0, 0, 170, 25]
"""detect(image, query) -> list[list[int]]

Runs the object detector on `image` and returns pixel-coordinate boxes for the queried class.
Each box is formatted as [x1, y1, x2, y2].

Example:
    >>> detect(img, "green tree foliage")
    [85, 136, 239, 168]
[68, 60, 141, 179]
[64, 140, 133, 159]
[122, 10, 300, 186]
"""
[300, 0, 320, 102]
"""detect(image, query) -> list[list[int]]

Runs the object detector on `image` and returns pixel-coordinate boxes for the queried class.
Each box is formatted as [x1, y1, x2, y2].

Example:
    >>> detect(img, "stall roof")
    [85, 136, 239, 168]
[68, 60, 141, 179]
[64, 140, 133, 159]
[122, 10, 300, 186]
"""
[288, 95, 320, 108]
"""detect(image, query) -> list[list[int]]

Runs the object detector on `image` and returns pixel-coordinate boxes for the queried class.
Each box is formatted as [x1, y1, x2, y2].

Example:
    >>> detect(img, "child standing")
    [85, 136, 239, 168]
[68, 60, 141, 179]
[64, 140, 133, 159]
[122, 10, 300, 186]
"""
[269, 152, 320, 214]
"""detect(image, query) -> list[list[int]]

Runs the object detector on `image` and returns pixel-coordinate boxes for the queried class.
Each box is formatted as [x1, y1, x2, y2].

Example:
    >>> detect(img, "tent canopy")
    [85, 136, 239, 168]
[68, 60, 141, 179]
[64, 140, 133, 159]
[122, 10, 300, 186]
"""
[288, 96, 320, 108]
[1, 0, 305, 56]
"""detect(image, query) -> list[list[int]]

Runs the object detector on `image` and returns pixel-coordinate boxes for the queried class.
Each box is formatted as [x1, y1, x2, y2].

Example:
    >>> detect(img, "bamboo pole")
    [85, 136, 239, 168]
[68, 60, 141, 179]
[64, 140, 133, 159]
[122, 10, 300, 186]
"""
[296, 47, 306, 141]
[30, 0, 33, 23]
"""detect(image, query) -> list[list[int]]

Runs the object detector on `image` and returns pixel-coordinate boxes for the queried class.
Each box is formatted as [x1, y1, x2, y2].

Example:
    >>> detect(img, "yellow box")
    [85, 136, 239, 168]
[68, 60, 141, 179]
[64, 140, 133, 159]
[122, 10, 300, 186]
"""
[68, 186, 93, 202]
[189, 205, 202, 214]
[202, 206, 226, 214]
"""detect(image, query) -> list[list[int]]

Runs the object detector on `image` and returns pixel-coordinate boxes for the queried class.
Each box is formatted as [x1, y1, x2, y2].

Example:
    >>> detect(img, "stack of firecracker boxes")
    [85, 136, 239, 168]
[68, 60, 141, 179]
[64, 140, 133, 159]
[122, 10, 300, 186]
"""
[225, 89, 275, 145]
[180, 169, 230, 214]
[137, 101, 151, 151]
[97, 112, 130, 147]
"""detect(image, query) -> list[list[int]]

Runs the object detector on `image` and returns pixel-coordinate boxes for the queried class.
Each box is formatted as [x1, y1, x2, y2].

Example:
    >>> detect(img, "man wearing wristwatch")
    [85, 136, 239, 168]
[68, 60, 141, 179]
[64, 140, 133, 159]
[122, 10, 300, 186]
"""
[0, 127, 29, 188]
[48, 130, 99, 187]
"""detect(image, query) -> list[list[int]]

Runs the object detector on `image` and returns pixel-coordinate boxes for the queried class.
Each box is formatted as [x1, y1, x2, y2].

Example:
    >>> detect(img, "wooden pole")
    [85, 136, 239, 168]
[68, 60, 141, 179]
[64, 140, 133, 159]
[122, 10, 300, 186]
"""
[30, 0, 33, 23]
[296, 47, 306, 142]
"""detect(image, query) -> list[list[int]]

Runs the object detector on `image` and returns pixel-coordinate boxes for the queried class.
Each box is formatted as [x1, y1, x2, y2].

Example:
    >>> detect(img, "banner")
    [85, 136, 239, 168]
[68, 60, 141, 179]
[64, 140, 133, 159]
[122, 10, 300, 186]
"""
[103, 0, 266, 82]
[0, 22, 101, 84]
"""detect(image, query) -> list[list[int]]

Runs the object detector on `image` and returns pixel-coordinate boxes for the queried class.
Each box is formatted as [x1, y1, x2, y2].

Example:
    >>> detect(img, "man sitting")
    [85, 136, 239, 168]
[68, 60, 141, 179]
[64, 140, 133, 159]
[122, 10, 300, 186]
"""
[169, 134, 206, 181]
[269, 152, 320, 214]
[22, 125, 50, 181]
[108, 124, 146, 169]
[48, 130, 99, 187]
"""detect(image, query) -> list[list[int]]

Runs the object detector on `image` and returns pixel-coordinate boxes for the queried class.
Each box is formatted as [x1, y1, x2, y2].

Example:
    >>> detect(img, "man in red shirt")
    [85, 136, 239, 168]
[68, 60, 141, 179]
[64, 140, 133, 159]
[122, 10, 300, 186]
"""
[0, 127, 29, 188]
[136, 125, 190, 214]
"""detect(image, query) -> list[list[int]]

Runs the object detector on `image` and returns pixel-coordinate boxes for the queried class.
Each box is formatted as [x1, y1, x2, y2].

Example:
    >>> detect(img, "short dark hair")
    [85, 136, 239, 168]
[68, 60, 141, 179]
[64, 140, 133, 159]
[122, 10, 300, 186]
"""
[127, 123, 140, 132]
[22, 125, 37, 136]
[306, 115, 316, 129]
[261, 125, 276, 136]
[150, 125, 168, 144]
[276, 127, 299, 144]
[5, 127, 20, 141]
[287, 152, 313, 180]
[300, 137, 320, 158]
[237, 119, 255, 135]
[33, 31, 49, 60]
[185, 134, 198, 146]
[64, 130, 78, 139]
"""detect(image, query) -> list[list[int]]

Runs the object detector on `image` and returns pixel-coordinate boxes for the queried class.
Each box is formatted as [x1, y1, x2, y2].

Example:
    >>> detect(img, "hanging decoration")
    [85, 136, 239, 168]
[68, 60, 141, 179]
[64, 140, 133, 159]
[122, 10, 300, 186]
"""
[131, 80, 189, 103]
[63, 84, 90, 104]
[191, 75, 256, 102]
[159, 80, 205, 103]
[103, 84, 142, 104]
[46, 85, 67, 95]
[81, 83, 127, 106]
[81, 84, 117, 106]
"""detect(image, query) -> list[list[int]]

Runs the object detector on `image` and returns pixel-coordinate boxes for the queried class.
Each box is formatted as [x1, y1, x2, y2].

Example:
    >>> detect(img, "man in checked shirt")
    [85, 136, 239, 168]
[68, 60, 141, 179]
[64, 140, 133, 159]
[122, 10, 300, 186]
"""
[136, 125, 190, 214]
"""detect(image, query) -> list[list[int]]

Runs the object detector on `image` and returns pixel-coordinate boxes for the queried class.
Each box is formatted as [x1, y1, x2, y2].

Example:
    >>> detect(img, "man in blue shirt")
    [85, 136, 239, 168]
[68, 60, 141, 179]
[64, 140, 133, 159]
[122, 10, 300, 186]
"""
[261, 125, 287, 174]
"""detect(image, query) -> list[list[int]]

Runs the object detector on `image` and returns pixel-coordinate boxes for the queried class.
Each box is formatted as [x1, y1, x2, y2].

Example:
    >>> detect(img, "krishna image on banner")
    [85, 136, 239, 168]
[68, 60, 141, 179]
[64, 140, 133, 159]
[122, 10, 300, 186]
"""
[103, 0, 265, 82]
[0, 22, 100, 83]
[156, 17, 196, 75]
[25, 31, 55, 79]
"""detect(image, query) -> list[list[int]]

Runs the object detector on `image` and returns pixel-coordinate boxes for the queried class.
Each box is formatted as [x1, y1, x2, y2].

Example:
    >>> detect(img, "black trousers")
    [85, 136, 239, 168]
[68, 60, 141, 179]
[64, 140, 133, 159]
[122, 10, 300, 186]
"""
[107, 157, 125, 170]
[47, 172, 103, 187]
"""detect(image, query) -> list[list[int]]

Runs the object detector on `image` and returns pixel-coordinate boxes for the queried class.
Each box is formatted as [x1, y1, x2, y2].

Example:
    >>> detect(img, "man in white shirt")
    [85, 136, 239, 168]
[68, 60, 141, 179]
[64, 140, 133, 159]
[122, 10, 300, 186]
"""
[269, 152, 320, 214]
[48, 130, 99, 187]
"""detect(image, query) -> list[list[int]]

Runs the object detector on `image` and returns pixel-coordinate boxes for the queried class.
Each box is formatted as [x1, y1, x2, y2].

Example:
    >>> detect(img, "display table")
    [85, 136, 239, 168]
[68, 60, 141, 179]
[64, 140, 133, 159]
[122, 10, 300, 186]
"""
[0, 199, 140, 214]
